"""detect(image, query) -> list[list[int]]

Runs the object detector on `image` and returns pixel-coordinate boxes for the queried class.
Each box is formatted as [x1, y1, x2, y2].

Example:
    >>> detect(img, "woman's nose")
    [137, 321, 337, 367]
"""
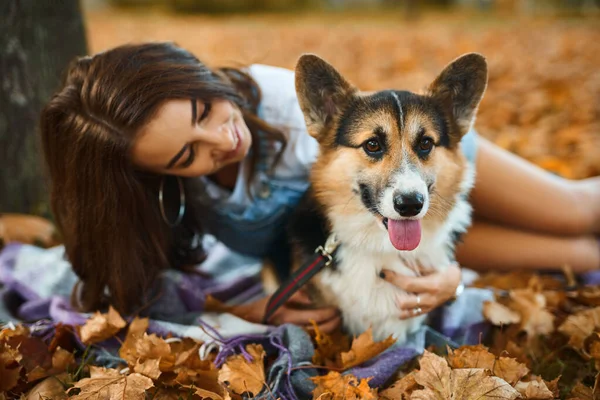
[201, 123, 235, 150]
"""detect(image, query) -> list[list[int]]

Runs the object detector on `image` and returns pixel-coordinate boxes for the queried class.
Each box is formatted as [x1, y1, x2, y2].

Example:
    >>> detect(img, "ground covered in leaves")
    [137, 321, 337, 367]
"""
[3, 270, 600, 399]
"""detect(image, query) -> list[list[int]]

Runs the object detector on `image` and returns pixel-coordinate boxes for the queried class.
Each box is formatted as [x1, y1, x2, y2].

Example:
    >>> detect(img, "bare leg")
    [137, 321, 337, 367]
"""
[470, 136, 600, 236]
[456, 220, 600, 274]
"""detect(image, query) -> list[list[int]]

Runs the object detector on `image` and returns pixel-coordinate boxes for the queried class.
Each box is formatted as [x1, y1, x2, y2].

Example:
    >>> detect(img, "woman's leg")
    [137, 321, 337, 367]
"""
[455, 220, 600, 273]
[470, 136, 600, 236]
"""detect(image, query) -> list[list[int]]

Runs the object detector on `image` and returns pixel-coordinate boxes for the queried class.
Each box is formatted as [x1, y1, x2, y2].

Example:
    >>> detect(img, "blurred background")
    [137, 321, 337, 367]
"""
[1, 0, 599, 219]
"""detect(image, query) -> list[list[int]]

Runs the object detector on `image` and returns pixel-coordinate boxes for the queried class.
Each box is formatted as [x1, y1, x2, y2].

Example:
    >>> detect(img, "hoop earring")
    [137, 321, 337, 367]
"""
[159, 176, 186, 227]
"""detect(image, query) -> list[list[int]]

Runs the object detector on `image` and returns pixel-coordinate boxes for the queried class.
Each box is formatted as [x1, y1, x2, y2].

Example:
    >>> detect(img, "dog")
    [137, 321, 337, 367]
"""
[287, 53, 488, 342]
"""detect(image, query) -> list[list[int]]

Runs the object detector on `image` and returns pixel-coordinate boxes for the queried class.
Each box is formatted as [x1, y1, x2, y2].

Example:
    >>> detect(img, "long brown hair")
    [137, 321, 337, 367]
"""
[40, 42, 285, 315]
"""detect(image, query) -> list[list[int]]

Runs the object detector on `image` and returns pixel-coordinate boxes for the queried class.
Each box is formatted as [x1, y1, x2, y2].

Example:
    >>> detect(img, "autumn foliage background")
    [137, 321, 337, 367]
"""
[2, 1, 600, 399]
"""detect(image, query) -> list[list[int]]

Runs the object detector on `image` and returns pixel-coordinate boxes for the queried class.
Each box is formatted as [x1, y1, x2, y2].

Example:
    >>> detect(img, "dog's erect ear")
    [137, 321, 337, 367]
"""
[295, 54, 356, 140]
[428, 53, 488, 135]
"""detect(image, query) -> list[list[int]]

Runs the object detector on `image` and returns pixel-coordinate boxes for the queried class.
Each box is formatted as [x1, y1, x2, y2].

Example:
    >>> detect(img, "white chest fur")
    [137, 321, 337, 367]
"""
[318, 193, 472, 343]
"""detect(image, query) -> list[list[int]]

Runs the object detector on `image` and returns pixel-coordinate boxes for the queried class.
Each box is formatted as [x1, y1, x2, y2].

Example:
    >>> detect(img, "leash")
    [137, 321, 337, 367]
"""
[262, 234, 339, 325]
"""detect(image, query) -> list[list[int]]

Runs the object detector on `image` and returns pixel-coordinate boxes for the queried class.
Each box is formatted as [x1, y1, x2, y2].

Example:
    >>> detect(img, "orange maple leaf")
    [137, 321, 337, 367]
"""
[310, 371, 376, 400]
[412, 351, 520, 400]
[339, 327, 396, 370]
[77, 306, 127, 345]
[68, 366, 153, 400]
[218, 343, 266, 396]
[379, 372, 419, 400]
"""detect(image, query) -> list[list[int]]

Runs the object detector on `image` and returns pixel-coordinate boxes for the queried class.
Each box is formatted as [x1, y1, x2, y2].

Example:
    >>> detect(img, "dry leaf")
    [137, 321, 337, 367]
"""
[483, 301, 522, 326]
[559, 307, 600, 350]
[27, 347, 76, 382]
[379, 372, 419, 399]
[152, 386, 226, 400]
[510, 288, 555, 337]
[514, 376, 554, 399]
[0, 324, 29, 340]
[69, 366, 153, 400]
[0, 342, 22, 392]
[218, 344, 266, 396]
[493, 357, 530, 386]
[77, 306, 127, 345]
[310, 321, 351, 368]
[311, 371, 376, 400]
[181, 385, 226, 400]
[24, 374, 69, 400]
[339, 327, 396, 369]
[118, 317, 149, 365]
[412, 351, 520, 400]
[569, 382, 593, 399]
[136, 334, 172, 361]
[448, 344, 495, 370]
[134, 358, 162, 380]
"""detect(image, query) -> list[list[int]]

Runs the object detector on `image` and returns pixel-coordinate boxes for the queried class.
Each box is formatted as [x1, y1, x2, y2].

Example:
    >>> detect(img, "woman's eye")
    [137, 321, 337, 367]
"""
[419, 137, 434, 153]
[181, 145, 196, 168]
[363, 139, 382, 154]
[198, 102, 212, 122]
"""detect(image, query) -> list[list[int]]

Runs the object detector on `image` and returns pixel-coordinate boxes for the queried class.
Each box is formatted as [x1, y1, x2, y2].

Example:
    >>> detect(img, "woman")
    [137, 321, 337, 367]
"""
[40, 42, 600, 329]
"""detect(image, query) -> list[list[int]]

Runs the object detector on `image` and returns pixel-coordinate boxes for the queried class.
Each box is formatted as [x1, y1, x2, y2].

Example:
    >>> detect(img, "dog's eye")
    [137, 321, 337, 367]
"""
[419, 137, 434, 153]
[363, 139, 382, 154]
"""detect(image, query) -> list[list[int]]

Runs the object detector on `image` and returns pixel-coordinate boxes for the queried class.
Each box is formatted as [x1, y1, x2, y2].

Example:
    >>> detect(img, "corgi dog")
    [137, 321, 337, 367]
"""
[288, 53, 488, 342]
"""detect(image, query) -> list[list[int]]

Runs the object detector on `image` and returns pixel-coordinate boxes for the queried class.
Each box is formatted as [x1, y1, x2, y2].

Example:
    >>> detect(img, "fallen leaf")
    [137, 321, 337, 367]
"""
[181, 385, 226, 400]
[118, 317, 149, 365]
[69, 366, 153, 400]
[559, 307, 600, 350]
[310, 321, 351, 368]
[574, 287, 600, 307]
[339, 327, 396, 369]
[24, 374, 69, 400]
[134, 358, 162, 380]
[412, 351, 520, 400]
[77, 306, 127, 345]
[5, 334, 52, 374]
[0, 342, 22, 392]
[510, 288, 555, 337]
[378, 372, 419, 399]
[448, 344, 495, 370]
[218, 344, 265, 396]
[483, 301, 522, 326]
[514, 376, 554, 399]
[48, 323, 76, 353]
[311, 371, 376, 400]
[26, 347, 75, 383]
[0, 324, 29, 340]
[152, 386, 226, 400]
[569, 382, 593, 399]
[493, 357, 530, 386]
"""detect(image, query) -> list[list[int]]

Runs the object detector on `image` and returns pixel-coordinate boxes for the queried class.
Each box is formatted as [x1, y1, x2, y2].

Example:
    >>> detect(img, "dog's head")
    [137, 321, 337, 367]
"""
[295, 53, 487, 251]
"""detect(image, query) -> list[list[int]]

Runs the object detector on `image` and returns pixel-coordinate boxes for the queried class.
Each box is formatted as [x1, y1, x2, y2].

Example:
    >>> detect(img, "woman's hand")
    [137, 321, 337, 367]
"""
[381, 262, 462, 319]
[229, 290, 341, 333]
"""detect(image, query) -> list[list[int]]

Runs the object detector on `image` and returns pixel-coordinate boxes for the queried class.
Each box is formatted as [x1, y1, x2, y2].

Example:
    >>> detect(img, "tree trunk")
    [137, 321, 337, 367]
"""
[0, 0, 88, 216]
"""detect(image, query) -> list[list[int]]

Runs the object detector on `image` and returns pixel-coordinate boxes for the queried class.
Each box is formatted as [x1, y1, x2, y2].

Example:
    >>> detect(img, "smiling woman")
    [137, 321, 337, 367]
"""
[40, 43, 314, 318]
[132, 98, 252, 177]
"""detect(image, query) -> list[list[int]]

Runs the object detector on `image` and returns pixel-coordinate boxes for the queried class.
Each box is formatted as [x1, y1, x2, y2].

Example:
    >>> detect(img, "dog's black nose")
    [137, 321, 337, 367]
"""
[393, 192, 424, 217]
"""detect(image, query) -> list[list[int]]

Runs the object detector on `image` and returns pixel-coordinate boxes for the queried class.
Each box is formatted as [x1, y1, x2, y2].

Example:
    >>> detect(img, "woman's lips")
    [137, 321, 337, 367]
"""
[223, 124, 243, 161]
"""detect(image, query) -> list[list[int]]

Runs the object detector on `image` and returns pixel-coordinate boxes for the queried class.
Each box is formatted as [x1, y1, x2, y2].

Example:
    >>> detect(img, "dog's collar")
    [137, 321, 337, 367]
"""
[262, 234, 339, 325]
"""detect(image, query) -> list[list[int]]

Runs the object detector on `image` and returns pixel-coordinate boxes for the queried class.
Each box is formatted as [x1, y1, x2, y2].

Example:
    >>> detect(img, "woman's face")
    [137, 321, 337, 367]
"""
[132, 98, 252, 177]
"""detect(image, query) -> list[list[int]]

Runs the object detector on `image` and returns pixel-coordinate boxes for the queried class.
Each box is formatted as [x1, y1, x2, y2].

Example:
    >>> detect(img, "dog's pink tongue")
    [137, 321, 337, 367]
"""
[387, 219, 422, 251]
